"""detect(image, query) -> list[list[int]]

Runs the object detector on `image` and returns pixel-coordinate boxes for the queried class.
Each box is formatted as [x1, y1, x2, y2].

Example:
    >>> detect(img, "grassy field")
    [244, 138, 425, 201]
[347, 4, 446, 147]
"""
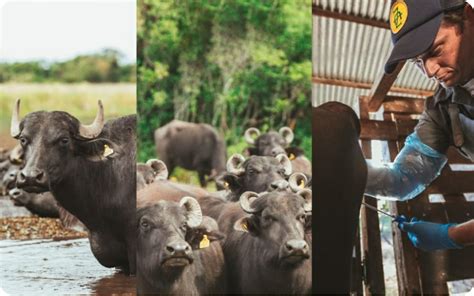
[0, 83, 136, 149]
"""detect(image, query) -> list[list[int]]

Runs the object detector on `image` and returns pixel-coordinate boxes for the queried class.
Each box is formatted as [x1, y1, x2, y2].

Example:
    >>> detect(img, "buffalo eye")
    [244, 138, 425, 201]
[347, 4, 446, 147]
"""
[19, 136, 28, 146]
[278, 169, 286, 176]
[263, 215, 275, 224]
[140, 220, 150, 230]
[297, 214, 306, 224]
[247, 168, 255, 175]
[59, 137, 70, 146]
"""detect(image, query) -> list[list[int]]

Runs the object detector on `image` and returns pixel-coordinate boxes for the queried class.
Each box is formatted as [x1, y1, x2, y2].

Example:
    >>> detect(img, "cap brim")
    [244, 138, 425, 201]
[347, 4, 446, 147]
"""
[384, 14, 443, 74]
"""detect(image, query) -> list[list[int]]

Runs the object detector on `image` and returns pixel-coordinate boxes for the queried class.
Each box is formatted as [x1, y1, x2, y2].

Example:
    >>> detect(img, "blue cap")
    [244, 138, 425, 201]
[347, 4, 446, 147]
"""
[384, 0, 466, 74]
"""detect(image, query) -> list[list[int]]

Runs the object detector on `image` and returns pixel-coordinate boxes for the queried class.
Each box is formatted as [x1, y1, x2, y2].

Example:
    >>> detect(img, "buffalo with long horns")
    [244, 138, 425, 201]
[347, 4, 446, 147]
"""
[10, 99, 137, 274]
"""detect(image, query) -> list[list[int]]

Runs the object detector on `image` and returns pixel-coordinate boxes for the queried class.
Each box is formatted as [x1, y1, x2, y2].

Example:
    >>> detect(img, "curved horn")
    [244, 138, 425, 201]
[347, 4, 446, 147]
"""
[276, 153, 292, 176]
[11, 99, 21, 138]
[146, 159, 168, 180]
[180, 196, 203, 228]
[79, 100, 105, 139]
[226, 154, 246, 175]
[289, 173, 308, 192]
[279, 127, 294, 145]
[239, 191, 260, 214]
[244, 127, 260, 145]
[296, 189, 312, 212]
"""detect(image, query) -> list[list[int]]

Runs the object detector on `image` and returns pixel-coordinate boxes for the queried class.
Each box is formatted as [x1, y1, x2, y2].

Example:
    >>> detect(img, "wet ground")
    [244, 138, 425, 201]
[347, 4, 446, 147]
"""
[0, 194, 136, 295]
[0, 238, 136, 295]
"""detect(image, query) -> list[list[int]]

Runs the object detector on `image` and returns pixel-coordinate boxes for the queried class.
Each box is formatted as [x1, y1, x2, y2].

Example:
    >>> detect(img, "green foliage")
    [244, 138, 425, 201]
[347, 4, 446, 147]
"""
[0, 49, 135, 83]
[138, 0, 312, 163]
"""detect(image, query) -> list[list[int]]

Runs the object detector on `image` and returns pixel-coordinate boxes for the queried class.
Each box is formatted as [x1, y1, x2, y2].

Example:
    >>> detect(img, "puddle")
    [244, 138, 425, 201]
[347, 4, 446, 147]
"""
[0, 238, 136, 295]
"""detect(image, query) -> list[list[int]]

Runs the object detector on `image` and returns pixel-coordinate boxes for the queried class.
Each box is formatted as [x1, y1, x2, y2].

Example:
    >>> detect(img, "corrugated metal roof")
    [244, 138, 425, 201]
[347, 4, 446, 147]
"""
[312, 0, 438, 110]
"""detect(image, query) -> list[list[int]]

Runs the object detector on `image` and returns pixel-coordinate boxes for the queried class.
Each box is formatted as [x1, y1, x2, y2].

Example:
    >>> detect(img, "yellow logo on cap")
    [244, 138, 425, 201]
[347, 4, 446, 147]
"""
[390, 0, 408, 34]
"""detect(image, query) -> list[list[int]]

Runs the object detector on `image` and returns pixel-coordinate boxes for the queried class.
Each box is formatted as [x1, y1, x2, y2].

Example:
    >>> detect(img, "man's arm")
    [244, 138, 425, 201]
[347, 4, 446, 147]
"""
[365, 132, 448, 201]
[399, 218, 473, 251]
[449, 219, 474, 247]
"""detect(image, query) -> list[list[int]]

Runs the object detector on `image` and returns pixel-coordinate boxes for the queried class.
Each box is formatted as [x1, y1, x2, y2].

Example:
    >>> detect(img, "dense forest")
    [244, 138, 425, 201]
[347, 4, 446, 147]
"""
[0, 49, 135, 83]
[137, 0, 312, 162]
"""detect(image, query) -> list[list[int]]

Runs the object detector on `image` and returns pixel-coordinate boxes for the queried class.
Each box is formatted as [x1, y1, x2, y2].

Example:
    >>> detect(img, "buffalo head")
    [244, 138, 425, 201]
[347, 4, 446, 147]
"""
[137, 159, 168, 190]
[223, 154, 292, 201]
[137, 196, 224, 280]
[244, 127, 294, 156]
[234, 190, 312, 266]
[10, 99, 111, 193]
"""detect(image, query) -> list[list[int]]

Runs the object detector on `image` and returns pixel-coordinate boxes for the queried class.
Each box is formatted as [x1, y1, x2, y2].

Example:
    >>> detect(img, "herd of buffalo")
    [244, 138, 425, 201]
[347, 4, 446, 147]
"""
[1, 99, 367, 294]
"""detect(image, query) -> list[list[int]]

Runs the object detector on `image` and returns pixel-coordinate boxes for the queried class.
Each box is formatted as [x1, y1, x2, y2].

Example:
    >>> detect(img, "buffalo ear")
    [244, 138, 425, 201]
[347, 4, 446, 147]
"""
[222, 174, 241, 192]
[285, 147, 304, 158]
[186, 216, 225, 249]
[77, 138, 118, 161]
[233, 216, 259, 236]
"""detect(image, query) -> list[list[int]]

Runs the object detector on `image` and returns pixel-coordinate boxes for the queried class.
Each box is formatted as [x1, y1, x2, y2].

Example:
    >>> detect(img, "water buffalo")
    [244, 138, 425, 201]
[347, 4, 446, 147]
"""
[136, 159, 168, 190]
[206, 190, 312, 294]
[244, 127, 294, 156]
[9, 188, 60, 218]
[312, 102, 367, 293]
[155, 120, 227, 188]
[137, 196, 227, 295]
[244, 127, 311, 177]
[11, 99, 136, 274]
[222, 153, 292, 201]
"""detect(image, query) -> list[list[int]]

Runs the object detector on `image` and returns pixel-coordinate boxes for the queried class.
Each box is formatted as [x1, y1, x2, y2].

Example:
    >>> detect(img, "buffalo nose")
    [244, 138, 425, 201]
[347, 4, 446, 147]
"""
[166, 242, 191, 257]
[9, 188, 21, 199]
[18, 169, 46, 184]
[271, 148, 285, 156]
[270, 180, 289, 191]
[285, 239, 309, 255]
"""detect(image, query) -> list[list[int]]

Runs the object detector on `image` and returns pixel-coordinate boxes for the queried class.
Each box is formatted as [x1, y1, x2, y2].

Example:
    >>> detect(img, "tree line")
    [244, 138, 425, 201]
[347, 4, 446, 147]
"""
[137, 0, 312, 162]
[0, 49, 135, 83]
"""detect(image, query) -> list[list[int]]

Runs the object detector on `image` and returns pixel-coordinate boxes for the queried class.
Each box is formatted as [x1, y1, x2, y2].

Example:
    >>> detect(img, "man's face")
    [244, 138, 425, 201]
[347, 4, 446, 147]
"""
[414, 6, 474, 87]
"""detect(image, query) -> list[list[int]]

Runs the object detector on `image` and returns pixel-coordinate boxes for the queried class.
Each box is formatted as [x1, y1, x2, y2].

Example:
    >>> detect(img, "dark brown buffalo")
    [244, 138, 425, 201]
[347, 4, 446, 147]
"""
[155, 120, 227, 188]
[222, 153, 292, 201]
[137, 197, 227, 295]
[244, 127, 294, 156]
[312, 102, 367, 294]
[202, 190, 312, 294]
[136, 159, 168, 190]
[244, 127, 312, 177]
[11, 99, 136, 274]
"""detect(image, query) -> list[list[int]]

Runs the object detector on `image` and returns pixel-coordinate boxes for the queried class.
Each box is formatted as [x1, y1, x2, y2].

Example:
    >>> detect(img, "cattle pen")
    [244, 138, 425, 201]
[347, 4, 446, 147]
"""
[312, 0, 474, 295]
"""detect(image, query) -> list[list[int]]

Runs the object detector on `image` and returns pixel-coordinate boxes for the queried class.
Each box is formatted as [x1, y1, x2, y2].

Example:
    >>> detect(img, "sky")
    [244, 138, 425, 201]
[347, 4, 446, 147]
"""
[0, 0, 136, 63]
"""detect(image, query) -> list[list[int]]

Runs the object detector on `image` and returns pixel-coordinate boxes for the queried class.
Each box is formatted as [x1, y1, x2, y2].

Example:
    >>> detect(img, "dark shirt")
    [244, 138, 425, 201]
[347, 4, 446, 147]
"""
[415, 85, 474, 161]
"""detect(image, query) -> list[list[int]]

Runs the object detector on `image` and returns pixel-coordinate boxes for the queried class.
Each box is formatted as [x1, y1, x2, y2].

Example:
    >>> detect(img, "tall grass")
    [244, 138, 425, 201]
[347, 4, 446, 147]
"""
[0, 83, 136, 148]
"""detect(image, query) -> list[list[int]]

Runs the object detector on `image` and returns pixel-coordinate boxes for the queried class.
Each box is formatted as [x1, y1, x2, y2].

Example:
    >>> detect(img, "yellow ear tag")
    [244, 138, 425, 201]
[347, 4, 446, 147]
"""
[299, 180, 305, 189]
[289, 153, 296, 160]
[224, 181, 229, 188]
[199, 234, 210, 249]
[241, 221, 248, 231]
[103, 144, 114, 157]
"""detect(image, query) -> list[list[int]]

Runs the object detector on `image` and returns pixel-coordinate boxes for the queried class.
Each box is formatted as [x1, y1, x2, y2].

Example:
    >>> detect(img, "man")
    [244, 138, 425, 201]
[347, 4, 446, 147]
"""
[365, 0, 474, 251]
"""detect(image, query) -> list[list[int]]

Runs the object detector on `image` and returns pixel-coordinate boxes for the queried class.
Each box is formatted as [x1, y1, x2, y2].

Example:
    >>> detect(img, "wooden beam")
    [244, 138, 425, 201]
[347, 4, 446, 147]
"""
[312, 76, 434, 98]
[368, 61, 406, 112]
[312, 4, 389, 29]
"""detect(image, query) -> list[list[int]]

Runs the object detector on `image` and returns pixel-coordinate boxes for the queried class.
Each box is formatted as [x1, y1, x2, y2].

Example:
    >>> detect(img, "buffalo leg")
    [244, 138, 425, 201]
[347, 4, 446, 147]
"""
[312, 102, 366, 294]
[198, 171, 207, 188]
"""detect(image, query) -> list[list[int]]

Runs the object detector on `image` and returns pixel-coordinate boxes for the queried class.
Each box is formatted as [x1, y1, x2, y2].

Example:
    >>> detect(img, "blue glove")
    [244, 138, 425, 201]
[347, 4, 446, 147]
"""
[398, 218, 462, 251]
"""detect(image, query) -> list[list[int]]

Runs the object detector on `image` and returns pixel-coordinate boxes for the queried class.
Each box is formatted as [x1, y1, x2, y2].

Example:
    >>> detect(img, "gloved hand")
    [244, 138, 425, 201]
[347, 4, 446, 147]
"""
[398, 218, 462, 251]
